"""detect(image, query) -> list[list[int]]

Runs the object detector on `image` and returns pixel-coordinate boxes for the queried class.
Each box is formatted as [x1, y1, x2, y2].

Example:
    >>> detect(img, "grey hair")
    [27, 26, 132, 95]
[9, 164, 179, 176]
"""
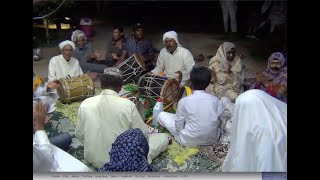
[71, 30, 87, 44]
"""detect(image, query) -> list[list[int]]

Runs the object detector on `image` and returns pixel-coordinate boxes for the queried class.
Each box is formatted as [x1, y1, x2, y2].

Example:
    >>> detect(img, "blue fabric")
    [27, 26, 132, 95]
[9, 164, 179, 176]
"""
[98, 128, 155, 172]
[124, 37, 154, 57]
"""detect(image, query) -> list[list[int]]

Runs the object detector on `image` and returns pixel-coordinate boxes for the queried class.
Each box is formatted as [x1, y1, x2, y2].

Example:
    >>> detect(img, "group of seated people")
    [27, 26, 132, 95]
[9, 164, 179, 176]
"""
[33, 22, 287, 172]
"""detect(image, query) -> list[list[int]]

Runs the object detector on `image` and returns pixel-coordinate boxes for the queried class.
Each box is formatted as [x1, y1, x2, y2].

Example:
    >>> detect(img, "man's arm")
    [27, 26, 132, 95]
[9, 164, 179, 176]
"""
[175, 100, 187, 133]
[114, 50, 128, 67]
[180, 50, 195, 81]
[145, 41, 155, 63]
[151, 51, 164, 75]
[33, 102, 58, 172]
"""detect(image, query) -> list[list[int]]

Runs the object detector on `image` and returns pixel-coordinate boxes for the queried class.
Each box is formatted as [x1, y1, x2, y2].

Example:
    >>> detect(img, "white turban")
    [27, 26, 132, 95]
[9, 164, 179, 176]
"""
[59, 40, 75, 50]
[162, 31, 181, 47]
[71, 30, 87, 44]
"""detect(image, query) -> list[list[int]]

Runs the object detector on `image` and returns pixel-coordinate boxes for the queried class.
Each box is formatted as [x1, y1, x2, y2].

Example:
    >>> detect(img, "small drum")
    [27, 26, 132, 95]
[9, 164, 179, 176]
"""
[57, 74, 95, 104]
[116, 54, 145, 84]
[138, 74, 180, 104]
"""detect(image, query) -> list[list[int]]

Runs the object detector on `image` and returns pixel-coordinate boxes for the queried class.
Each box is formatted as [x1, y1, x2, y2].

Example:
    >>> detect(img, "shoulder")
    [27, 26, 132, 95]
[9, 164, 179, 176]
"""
[71, 57, 80, 64]
[159, 48, 167, 54]
[49, 55, 61, 63]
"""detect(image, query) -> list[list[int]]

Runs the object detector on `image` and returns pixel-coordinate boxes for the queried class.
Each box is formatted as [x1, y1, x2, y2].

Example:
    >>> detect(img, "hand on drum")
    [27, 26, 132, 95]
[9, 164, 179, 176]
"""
[111, 53, 119, 60]
[47, 81, 60, 89]
[174, 71, 182, 82]
[137, 54, 146, 62]
[87, 72, 98, 80]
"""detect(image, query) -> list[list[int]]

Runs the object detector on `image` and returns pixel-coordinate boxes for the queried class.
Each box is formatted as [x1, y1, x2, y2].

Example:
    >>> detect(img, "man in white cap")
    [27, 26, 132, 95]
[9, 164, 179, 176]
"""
[151, 31, 194, 86]
[48, 40, 83, 84]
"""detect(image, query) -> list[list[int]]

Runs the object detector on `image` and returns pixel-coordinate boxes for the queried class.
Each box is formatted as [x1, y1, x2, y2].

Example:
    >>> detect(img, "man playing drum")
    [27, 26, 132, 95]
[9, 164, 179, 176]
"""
[116, 23, 155, 72]
[150, 31, 195, 86]
[47, 40, 83, 87]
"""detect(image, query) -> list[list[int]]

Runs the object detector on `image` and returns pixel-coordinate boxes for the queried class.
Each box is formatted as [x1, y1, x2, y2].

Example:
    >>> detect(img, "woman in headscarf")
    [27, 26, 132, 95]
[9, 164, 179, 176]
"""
[207, 42, 243, 102]
[98, 128, 155, 172]
[250, 52, 287, 103]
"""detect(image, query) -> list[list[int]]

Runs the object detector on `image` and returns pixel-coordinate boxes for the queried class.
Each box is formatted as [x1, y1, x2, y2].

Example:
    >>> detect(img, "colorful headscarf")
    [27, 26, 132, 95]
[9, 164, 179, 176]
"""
[263, 52, 287, 84]
[98, 128, 155, 172]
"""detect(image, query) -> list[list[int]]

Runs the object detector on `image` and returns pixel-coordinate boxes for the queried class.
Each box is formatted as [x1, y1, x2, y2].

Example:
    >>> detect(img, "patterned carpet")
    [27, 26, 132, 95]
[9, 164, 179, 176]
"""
[45, 110, 224, 172]
[46, 85, 227, 172]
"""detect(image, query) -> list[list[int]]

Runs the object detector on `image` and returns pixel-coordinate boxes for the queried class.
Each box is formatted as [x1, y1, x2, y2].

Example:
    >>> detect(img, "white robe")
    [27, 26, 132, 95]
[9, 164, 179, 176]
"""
[222, 89, 287, 172]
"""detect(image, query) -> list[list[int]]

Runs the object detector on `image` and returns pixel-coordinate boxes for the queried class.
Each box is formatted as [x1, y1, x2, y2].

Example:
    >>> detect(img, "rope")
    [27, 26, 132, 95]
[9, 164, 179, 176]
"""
[33, 0, 67, 20]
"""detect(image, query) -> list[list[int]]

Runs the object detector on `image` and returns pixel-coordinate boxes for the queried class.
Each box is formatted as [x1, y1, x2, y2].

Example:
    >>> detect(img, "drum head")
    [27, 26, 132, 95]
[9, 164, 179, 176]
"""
[160, 78, 180, 104]
[133, 54, 146, 69]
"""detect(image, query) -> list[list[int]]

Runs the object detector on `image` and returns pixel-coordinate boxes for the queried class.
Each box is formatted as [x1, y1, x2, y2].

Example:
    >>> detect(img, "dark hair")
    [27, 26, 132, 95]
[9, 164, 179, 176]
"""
[190, 66, 211, 90]
[113, 25, 124, 33]
[132, 23, 144, 31]
[100, 73, 123, 90]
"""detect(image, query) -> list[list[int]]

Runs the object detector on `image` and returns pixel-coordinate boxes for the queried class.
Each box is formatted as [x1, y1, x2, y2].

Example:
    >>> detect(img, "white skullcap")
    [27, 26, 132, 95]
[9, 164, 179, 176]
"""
[59, 40, 75, 50]
[71, 30, 87, 44]
[103, 67, 123, 77]
[162, 31, 181, 47]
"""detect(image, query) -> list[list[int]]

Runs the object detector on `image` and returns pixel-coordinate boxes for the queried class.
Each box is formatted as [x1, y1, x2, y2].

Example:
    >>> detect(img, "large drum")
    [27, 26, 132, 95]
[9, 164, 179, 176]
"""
[116, 54, 145, 84]
[57, 74, 95, 104]
[138, 74, 179, 104]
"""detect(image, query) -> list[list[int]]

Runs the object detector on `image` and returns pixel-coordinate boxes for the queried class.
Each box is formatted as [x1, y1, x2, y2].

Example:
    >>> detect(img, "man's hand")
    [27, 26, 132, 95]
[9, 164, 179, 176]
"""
[33, 102, 48, 131]
[137, 54, 146, 62]
[111, 53, 119, 60]
[90, 51, 102, 61]
[174, 71, 182, 83]
[47, 81, 60, 89]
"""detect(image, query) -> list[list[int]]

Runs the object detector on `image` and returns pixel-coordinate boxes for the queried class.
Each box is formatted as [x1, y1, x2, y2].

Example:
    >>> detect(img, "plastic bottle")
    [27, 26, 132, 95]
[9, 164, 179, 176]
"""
[152, 98, 163, 128]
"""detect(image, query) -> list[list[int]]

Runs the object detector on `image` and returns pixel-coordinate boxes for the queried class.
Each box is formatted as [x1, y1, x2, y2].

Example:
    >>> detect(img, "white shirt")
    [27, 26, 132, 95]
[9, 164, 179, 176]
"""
[76, 89, 149, 169]
[48, 54, 83, 82]
[174, 90, 222, 147]
[33, 131, 92, 172]
[222, 89, 287, 172]
[151, 47, 195, 86]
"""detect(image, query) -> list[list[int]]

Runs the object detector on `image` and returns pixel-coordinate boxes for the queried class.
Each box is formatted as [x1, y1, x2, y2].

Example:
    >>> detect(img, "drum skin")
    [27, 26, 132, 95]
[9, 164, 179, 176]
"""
[57, 74, 95, 104]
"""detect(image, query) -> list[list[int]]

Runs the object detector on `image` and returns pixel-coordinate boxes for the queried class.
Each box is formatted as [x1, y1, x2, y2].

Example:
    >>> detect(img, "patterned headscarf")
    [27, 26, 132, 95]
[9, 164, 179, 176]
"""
[263, 52, 287, 85]
[98, 129, 155, 172]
